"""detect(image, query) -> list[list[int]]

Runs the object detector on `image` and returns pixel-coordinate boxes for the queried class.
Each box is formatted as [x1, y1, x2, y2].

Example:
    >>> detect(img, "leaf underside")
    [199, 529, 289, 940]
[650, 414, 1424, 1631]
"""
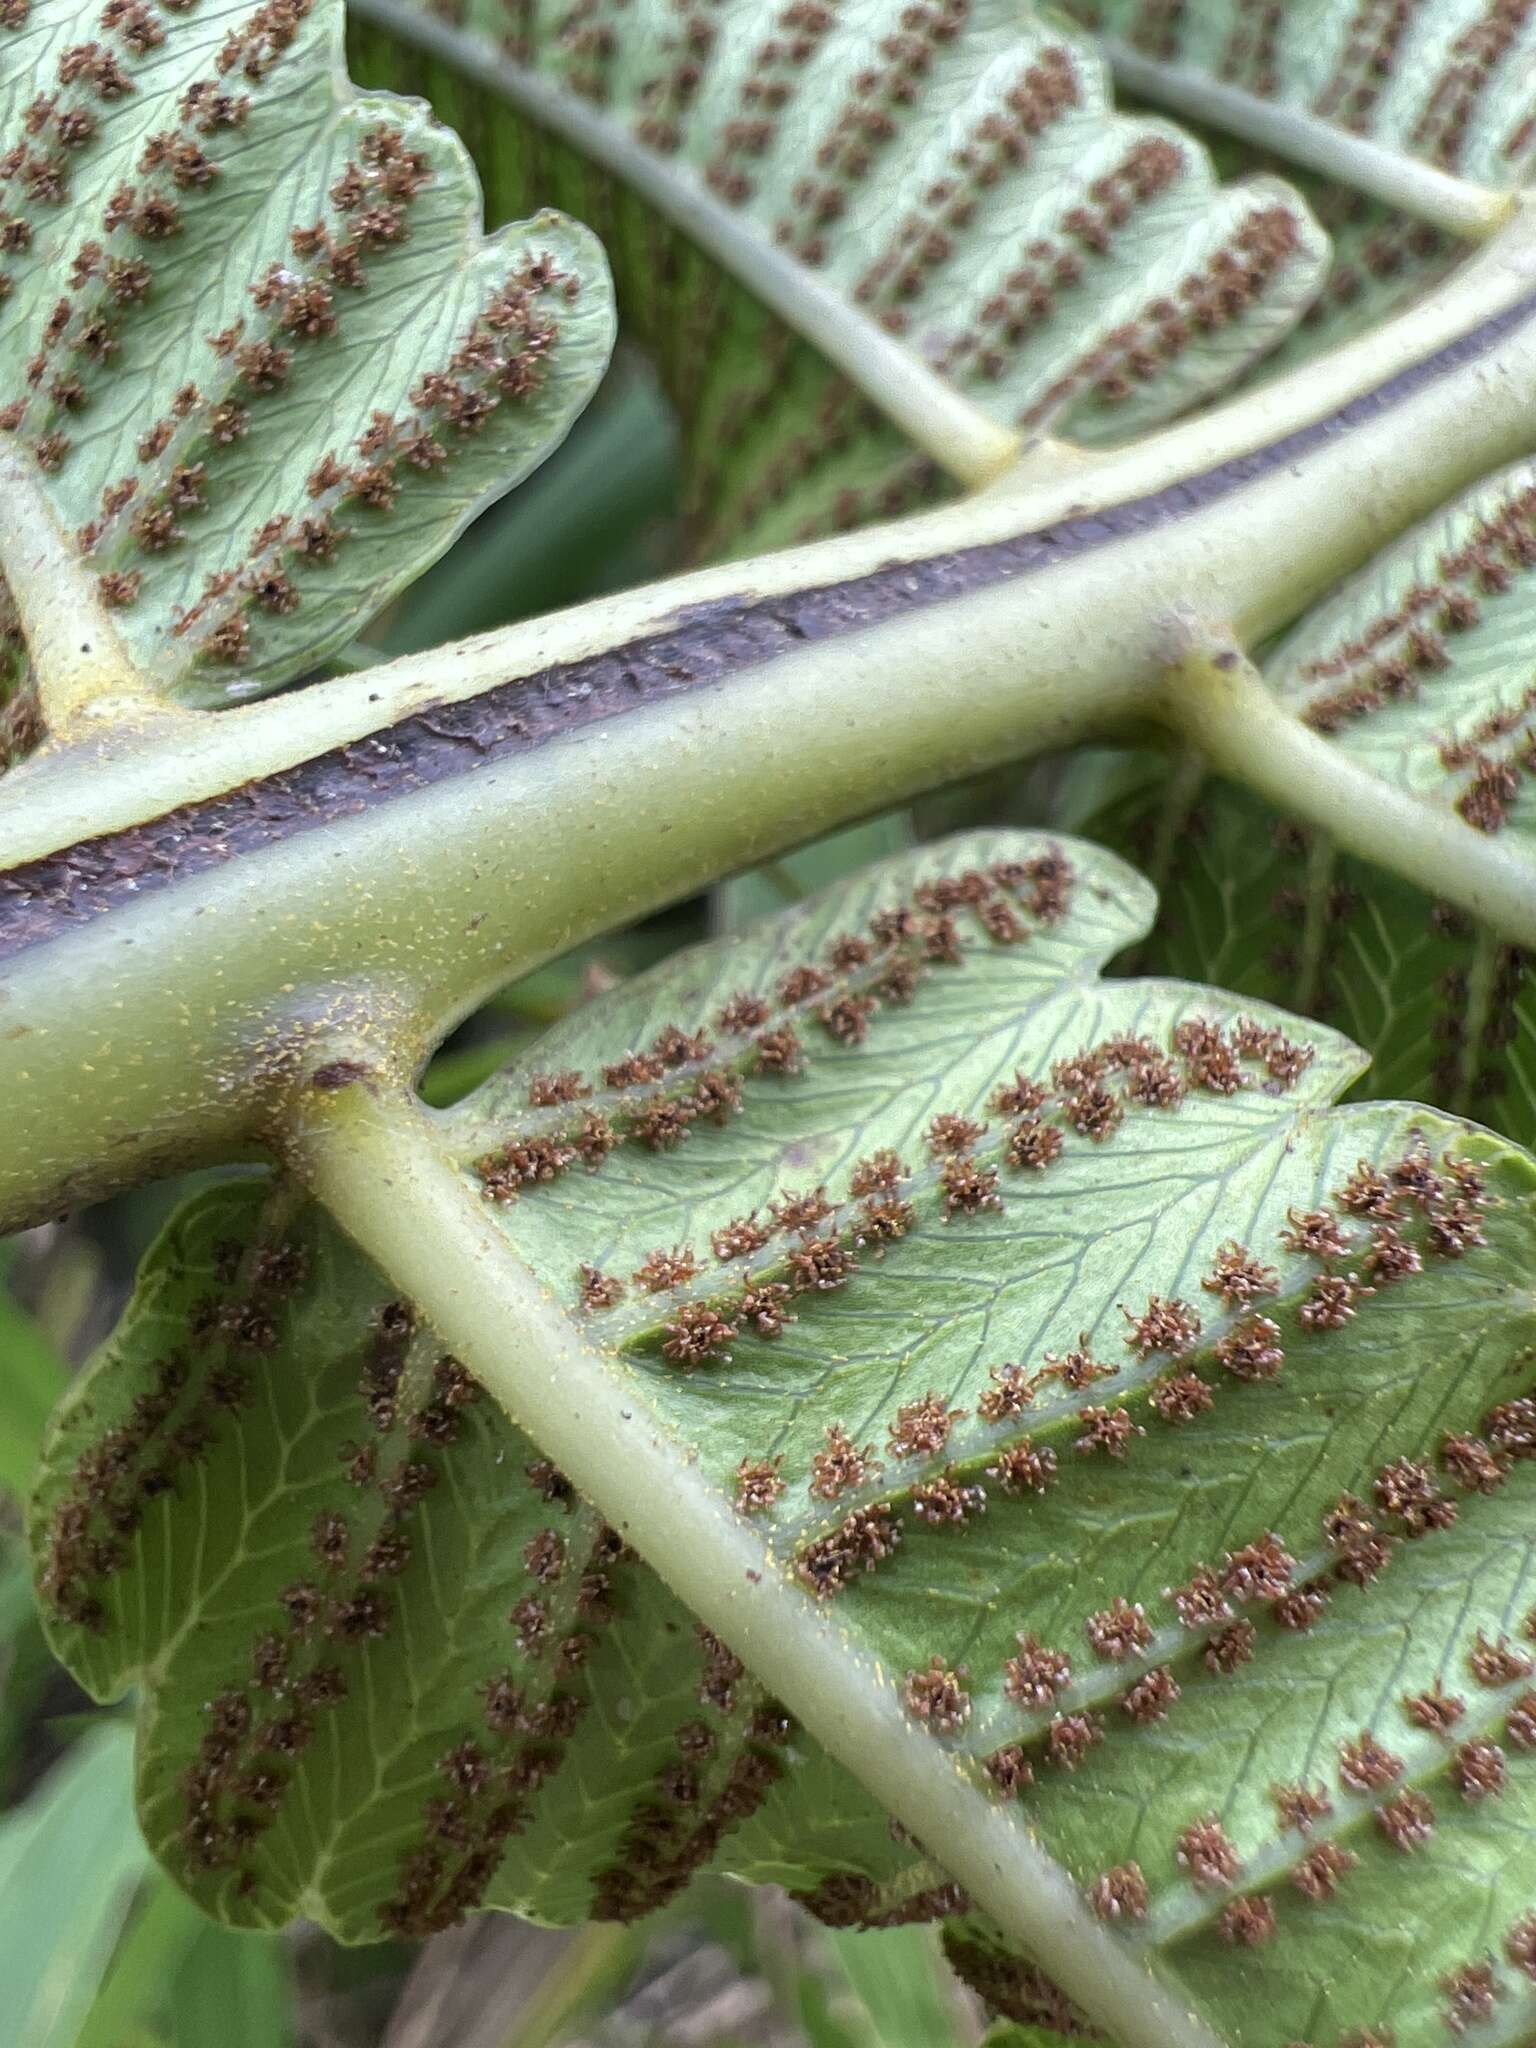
[349, 0, 1330, 557]
[1055, 0, 1536, 406]
[344, 0, 1536, 563]
[1067, 0, 1536, 191]
[32, 832, 1536, 2047]
[1079, 451, 1536, 1156]
[0, 0, 614, 705]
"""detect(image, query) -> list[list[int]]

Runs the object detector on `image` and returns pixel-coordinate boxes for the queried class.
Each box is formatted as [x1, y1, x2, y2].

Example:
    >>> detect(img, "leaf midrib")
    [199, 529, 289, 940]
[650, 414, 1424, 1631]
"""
[346, 0, 1022, 486]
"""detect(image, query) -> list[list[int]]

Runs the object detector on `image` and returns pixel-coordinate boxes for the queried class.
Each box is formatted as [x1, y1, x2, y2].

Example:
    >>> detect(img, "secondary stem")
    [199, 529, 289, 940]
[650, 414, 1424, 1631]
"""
[0, 446, 154, 732]
[347, 0, 1021, 489]
[282, 1068, 1226, 2048]
[1095, 38, 1516, 242]
[1158, 624, 1536, 954]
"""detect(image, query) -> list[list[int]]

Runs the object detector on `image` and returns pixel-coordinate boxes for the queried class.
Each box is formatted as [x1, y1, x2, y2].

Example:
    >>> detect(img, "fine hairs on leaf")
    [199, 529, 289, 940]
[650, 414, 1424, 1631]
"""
[10, 0, 1536, 2045]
